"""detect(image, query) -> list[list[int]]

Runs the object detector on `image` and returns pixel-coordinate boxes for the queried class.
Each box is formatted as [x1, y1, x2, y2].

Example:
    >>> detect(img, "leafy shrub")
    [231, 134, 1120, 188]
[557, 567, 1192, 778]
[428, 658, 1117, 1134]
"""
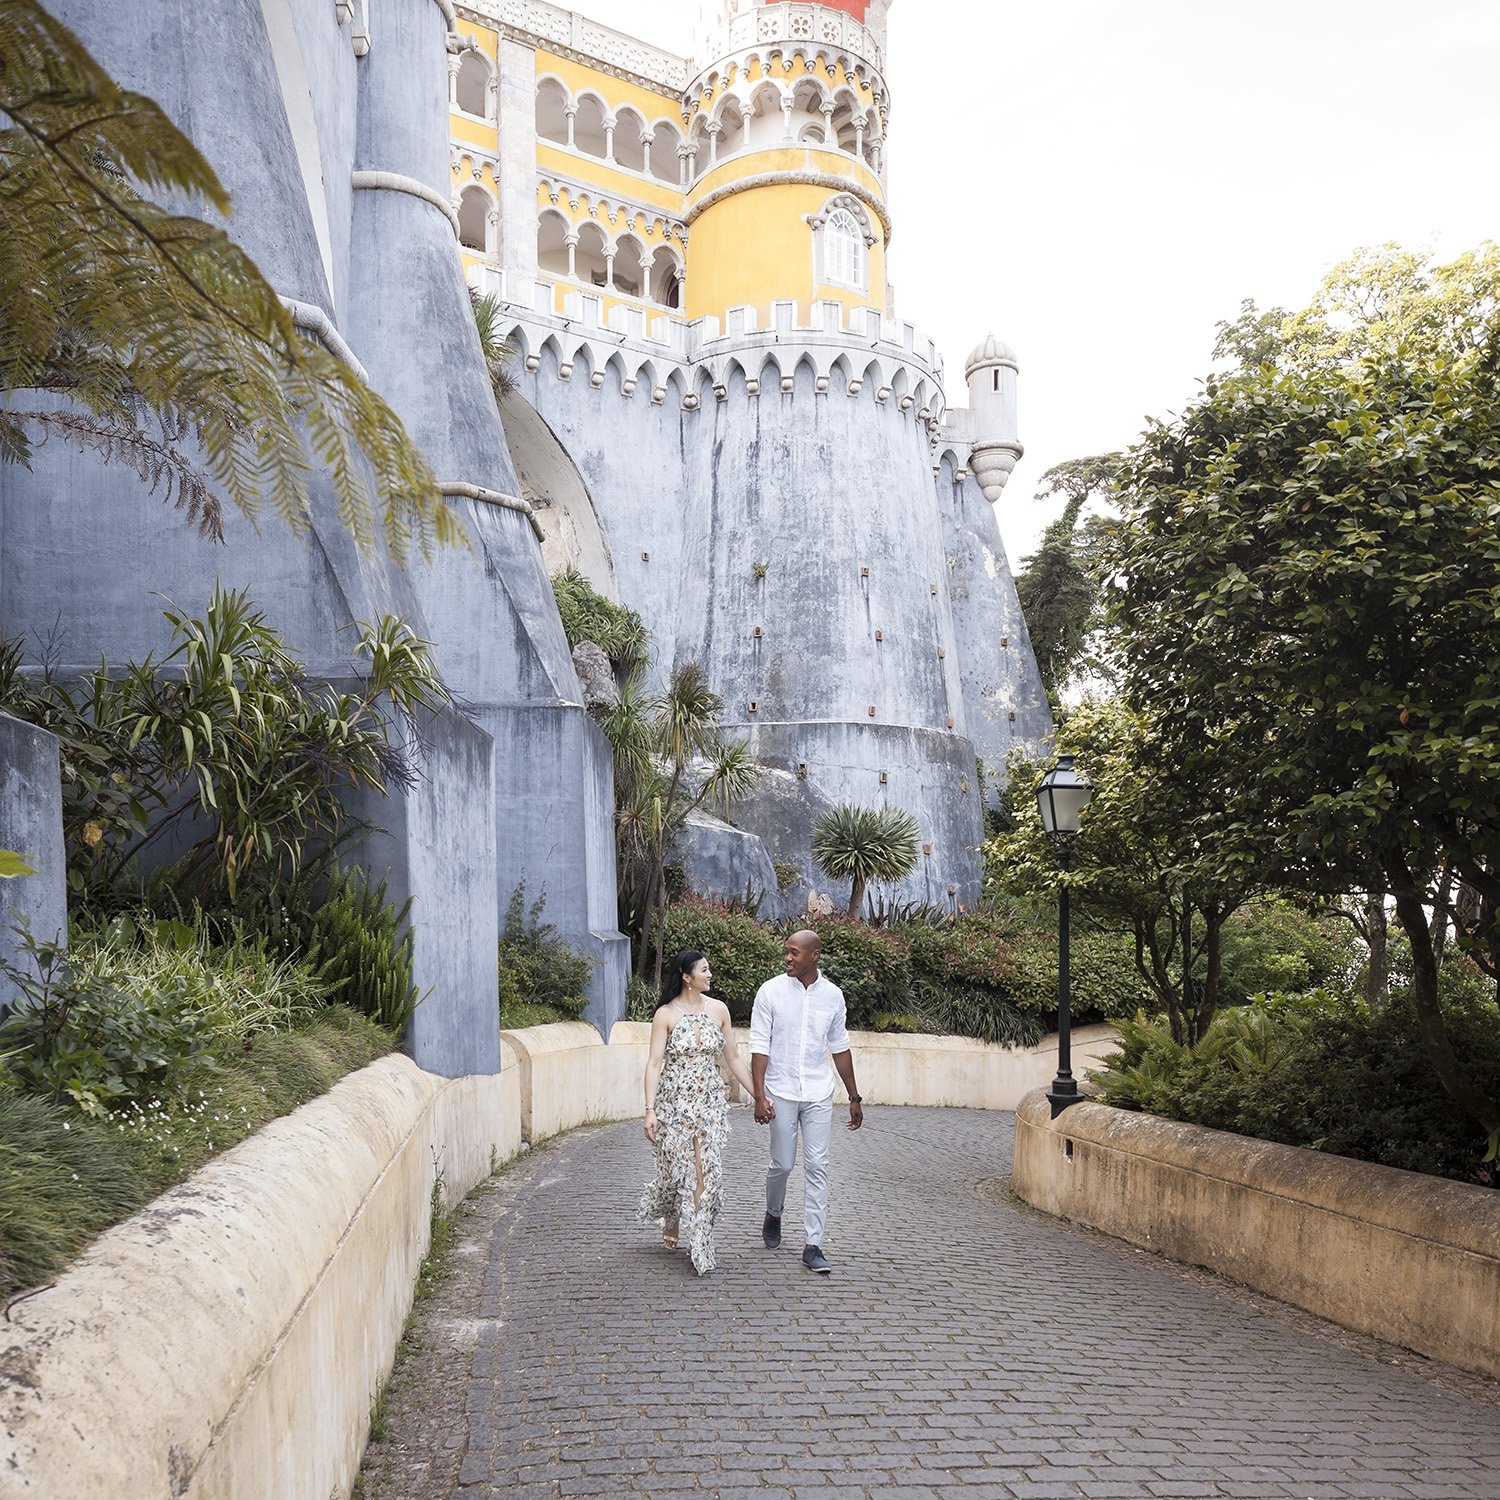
[625, 976, 657, 1022]
[498, 884, 594, 1020]
[1093, 976, 1500, 1182]
[0, 938, 218, 1116]
[893, 911, 1037, 1045]
[662, 896, 784, 1024]
[550, 566, 649, 680]
[1005, 928, 1153, 1024]
[801, 914, 910, 1029]
[70, 916, 327, 1045]
[296, 867, 419, 1034]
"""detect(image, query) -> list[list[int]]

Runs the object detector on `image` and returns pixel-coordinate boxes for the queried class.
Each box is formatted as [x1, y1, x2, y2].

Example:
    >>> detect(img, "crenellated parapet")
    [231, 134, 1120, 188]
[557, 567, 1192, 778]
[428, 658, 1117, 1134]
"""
[476, 269, 946, 417]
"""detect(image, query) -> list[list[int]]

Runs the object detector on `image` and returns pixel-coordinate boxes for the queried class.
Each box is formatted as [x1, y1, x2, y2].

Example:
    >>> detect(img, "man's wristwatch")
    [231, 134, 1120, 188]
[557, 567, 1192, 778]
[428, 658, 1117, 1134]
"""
[848, 1094, 862, 1103]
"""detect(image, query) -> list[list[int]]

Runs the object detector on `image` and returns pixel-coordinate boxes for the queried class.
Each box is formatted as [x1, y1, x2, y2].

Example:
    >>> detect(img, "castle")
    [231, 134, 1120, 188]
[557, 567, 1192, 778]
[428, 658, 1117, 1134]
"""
[445, 0, 1051, 912]
[0, 0, 1048, 1054]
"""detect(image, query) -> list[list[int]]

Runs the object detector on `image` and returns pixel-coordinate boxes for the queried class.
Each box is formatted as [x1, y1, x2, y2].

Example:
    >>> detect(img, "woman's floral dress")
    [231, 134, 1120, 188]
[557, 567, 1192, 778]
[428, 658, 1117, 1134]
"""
[637, 1009, 728, 1275]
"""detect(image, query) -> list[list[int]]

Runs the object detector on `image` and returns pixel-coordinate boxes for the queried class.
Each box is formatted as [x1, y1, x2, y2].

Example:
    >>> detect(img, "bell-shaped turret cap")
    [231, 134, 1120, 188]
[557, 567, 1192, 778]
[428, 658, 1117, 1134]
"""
[964, 333, 1018, 377]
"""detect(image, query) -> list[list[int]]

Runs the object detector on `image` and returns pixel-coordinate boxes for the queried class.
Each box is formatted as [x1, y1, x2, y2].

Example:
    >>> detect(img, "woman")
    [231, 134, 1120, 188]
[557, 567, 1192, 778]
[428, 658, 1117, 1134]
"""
[637, 949, 756, 1275]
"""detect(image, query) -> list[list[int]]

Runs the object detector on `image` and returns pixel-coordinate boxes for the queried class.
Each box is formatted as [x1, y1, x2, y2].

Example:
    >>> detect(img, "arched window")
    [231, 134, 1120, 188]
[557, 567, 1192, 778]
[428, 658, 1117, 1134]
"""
[574, 94, 608, 158]
[648, 122, 681, 183]
[456, 52, 490, 117]
[537, 210, 570, 276]
[458, 187, 491, 254]
[650, 245, 683, 308]
[822, 207, 864, 288]
[536, 78, 569, 145]
[614, 108, 646, 170]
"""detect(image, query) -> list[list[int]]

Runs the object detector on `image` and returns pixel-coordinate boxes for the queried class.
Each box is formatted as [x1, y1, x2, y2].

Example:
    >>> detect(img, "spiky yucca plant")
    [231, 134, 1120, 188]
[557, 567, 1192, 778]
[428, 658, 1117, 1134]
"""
[0, 0, 458, 558]
[812, 804, 922, 919]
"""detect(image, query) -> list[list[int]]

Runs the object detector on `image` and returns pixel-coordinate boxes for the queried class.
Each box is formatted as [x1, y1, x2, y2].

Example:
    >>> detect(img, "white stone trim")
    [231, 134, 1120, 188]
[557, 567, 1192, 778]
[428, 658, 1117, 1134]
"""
[282, 298, 370, 383]
[352, 169, 461, 236]
[687, 169, 890, 239]
[439, 481, 545, 540]
[458, 0, 689, 92]
[431, 0, 457, 24]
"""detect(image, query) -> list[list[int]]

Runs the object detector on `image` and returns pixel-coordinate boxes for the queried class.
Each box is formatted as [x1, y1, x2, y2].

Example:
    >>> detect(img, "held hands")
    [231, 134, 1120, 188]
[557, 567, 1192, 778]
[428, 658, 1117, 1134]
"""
[643, 1110, 658, 1144]
[753, 1095, 776, 1125]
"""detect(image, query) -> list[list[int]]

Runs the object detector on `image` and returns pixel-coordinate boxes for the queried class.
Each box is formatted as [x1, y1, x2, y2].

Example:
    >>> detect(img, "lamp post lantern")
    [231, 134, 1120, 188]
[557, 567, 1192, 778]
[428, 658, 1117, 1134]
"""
[1037, 754, 1093, 1117]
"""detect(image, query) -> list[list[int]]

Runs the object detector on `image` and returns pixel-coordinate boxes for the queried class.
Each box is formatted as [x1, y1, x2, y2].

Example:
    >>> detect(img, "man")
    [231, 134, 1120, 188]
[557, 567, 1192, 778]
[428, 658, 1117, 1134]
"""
[749, 929, 864, 1274]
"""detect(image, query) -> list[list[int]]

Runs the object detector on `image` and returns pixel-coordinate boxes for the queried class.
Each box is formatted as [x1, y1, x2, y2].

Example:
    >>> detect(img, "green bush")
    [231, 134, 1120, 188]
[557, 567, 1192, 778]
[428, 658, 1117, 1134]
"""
[1092, 976, 1500, 1183]
[662, 896, 784, 1024]
[801, 914, 910, 1029]
[0, 938, 219, 1116]
[899, 913, 1037, 1046]
[296, 867, 419, 1034]
[71, 916, 327, 1045]
[550, 566, 649, 680]
[498, 884, 594, 1020]
[1005, 928, 1153, 1024]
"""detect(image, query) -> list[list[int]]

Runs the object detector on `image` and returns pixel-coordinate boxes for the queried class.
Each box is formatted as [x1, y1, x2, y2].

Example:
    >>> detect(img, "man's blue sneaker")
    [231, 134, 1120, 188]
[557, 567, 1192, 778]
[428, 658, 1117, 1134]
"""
[762, 1213, 781, 1249]
[802, 1245, 831, 1274]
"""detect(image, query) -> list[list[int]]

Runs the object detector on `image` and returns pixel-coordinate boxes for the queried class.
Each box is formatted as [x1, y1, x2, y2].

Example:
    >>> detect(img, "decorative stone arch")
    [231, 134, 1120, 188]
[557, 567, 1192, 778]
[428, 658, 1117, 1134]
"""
[535, 75, 570, 146]
[744, 79, 787, 148]
[536, 208, 570, 277]
[647, 118, 682, 183]
[792, 354, 819, 396]
[828, 353, 856, 397]
[455, 48, 492, 118]
[613, 106, 648, 171]
[574, 220, 609, 288]
[830, 85, 864, 154]
[861, 357, 887, 402]
[573, 91, 608, 158]
[457, 182, 495, 254]
[613, 231, 649, 298]
[649, 244, 683, 309]
[711, 92, 746, 153]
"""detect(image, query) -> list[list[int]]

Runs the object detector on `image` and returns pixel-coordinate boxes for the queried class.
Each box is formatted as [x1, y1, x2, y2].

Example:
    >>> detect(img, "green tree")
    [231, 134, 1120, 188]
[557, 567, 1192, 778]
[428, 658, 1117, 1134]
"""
[471, 287, 519, 405]
[600, 665, 757, 985]
[1014, 455, 1120, 709]
[0, 0, 457, 557]
[1109, 244, 1500, 1135]
[811, 804, 921, 919]
[986, 699, 1253, 1044]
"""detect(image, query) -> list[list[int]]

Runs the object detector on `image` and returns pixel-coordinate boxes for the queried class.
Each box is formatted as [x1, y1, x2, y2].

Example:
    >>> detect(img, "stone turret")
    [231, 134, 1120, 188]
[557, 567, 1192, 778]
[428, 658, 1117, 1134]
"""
[964, 334, 1023, 503]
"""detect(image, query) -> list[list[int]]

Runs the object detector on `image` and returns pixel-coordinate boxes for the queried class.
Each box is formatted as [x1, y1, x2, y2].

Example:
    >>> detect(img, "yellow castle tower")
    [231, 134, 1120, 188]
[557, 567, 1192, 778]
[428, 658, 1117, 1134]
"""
[447, 0, 892, 330]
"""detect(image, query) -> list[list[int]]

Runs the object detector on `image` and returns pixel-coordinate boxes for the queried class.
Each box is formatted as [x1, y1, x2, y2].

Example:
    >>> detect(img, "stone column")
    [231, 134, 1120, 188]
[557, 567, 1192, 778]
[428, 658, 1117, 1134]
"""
[0, 713, 67, 981]
[495, 35, 540, 281]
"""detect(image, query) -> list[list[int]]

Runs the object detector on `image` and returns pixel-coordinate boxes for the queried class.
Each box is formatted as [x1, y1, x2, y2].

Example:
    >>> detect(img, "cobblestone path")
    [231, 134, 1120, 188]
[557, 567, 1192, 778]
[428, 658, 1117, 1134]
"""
[357, 1107, 1500, 1500]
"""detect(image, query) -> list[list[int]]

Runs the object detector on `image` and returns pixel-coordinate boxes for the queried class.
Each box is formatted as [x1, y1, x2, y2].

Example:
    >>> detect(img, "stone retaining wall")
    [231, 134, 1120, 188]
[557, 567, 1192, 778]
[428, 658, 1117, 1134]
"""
[0, 1053, 521, 1500]
[0, 1025, 1110, 1499]
[1011, 1090, 1500, 1384]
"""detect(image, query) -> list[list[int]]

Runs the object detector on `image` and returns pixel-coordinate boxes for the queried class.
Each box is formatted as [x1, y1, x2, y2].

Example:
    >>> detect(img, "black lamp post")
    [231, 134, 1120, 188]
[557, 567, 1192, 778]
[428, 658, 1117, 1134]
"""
[1037, 754, 1094, 1118]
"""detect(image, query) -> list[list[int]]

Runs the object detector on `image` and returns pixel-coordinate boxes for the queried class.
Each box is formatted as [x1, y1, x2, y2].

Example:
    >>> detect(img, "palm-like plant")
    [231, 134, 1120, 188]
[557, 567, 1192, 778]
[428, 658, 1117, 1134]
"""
[812, 804, 922, 919]
[599, 663, 758, 985]
[0, 0, 457, 558]
[470, 287, 520, 403]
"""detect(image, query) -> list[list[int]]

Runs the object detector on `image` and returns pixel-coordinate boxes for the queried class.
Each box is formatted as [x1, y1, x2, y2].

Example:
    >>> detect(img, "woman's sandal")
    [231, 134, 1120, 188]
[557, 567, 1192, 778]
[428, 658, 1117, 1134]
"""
[662, 1222, 679, 1249]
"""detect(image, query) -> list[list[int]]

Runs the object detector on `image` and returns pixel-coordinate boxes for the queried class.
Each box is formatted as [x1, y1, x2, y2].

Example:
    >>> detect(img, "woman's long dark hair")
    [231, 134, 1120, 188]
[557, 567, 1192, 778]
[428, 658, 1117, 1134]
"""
[657, 950, 705, 1011]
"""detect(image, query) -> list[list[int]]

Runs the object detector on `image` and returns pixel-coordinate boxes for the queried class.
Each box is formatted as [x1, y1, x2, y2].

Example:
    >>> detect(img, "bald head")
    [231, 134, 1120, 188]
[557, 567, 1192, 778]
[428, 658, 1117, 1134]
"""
[783, 929, 822, 984]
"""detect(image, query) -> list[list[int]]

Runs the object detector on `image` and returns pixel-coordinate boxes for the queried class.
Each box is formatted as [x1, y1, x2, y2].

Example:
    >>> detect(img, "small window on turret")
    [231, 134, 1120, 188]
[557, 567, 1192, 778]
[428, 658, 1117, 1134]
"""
[823, 208, 865, 290]
[993, 370, 1000, 392]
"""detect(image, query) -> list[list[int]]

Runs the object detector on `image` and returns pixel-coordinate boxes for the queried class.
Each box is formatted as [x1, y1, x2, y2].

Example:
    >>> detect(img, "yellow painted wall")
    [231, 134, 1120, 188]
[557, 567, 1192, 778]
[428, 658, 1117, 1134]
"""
[685, 178, 886, 323]
[691, 145, 884, 210]
[536, 142, 684, 215]
[450, 111, 496, 151]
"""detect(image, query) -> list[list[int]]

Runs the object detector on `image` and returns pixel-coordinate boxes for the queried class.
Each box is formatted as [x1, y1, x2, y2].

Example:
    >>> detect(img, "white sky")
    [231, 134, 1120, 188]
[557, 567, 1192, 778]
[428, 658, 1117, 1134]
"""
[558, 0, 1500, 565]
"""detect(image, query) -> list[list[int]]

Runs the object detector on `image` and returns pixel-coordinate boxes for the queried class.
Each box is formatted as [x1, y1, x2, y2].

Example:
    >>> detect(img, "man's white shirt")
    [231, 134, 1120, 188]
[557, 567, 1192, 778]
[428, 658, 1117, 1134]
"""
[748, 970, 850, 1102]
